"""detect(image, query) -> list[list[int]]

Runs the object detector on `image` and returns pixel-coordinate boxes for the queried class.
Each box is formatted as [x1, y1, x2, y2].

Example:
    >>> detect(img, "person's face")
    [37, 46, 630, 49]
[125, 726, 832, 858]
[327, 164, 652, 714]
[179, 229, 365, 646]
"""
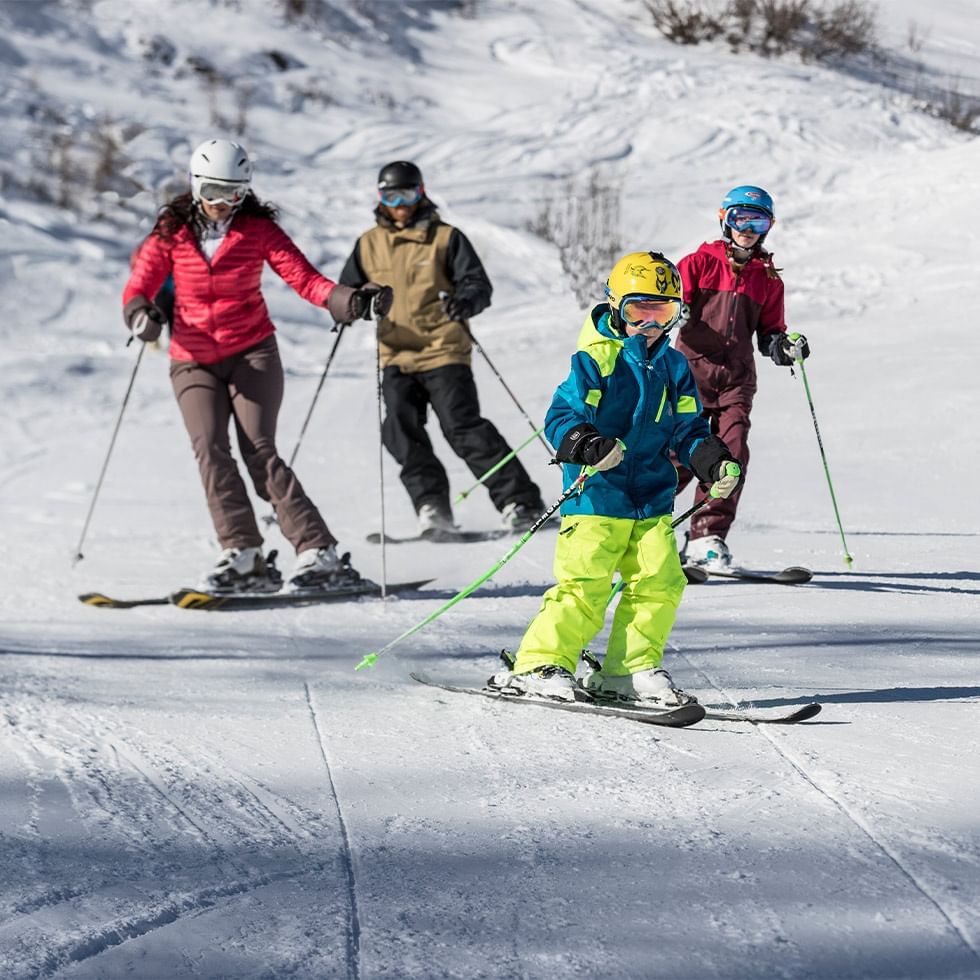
[731, 227, 761, 250]
[201, 199, 234, 221]
[624, 322, 666, 348]
[383, 201, 420, 226]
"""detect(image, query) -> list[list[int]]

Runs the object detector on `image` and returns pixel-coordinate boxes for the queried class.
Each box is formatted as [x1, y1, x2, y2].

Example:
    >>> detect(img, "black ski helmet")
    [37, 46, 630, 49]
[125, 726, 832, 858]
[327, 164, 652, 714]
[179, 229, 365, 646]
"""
[377, 160, 423, 191]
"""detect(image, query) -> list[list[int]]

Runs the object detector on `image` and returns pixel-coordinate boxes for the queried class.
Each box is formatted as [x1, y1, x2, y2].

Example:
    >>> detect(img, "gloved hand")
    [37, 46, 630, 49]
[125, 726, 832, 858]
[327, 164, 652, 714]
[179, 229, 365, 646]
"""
[123, 296, 165, 343]
[326, 283, 393, 323]
[442, 292, 474, 322]
[689, 434, 739, 489]
[556, 424, 624, 472]
[358, 282, 394, 319]
[709, 460, 743, 499]
[768, 331, 810, 366]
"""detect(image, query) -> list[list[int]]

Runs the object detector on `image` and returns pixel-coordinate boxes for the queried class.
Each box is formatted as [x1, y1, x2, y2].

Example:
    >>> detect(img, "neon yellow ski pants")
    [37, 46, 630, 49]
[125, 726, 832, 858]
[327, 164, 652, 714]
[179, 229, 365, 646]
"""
[512, 514, 687, 676]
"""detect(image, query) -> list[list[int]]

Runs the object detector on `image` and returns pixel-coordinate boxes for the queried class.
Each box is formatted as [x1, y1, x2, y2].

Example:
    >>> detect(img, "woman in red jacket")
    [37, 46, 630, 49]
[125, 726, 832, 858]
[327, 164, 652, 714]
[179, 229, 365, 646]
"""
[123, 139, 391, 594]
[675, 185, 810, 572]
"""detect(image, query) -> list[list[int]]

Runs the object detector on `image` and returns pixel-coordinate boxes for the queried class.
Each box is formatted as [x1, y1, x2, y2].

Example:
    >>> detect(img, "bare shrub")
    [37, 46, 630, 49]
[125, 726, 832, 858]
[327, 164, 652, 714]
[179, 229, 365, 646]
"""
[529, 171, 622, 308]
[929, 79, 980, 133]
[644, 0, 726, 44]
[648, 0, 877, 61]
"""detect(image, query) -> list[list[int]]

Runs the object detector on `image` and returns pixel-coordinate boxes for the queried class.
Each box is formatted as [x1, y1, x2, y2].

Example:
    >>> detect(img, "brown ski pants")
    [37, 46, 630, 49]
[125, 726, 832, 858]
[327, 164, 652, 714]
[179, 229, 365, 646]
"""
[169, 335, 336, 554]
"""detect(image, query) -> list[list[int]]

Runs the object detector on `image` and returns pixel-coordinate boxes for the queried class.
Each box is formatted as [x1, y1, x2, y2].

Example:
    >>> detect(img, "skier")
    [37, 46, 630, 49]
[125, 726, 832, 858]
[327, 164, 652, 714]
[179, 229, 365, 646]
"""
[338, 160, 547, 538]
[122, 138, 392, 593]
[675, 185, 810, 572]
[490, 252, 742, 704]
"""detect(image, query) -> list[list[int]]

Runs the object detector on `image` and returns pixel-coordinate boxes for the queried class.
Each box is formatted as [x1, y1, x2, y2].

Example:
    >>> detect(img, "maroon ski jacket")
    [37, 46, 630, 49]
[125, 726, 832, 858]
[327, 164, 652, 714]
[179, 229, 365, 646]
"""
[676, 239, 786, 390]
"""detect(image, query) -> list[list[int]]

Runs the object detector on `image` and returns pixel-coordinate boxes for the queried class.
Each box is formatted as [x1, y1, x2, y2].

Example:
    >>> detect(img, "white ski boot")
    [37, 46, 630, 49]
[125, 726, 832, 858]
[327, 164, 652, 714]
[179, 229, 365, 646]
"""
[418, 502, 459, 540]
[285, 545, 368, 593]
[488, 665, 577, 702]
[585, 667, 696, 708]
[199, 546, 281, 594]
[684, 534, 732, 573]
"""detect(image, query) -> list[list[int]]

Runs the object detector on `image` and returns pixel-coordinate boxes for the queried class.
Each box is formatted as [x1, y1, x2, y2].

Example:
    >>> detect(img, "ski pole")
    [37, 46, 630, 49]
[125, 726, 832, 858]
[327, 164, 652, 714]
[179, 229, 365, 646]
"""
[355, 463, 600, 671]
[375, 328, 389, 598]
[793, 348, 853, 568]
[285, 321, 349, 469]
[453, 427, 545, 505]
[441, 298, 551, 457]
[72, 341, 147, 564]
[263, 322, 349, 527]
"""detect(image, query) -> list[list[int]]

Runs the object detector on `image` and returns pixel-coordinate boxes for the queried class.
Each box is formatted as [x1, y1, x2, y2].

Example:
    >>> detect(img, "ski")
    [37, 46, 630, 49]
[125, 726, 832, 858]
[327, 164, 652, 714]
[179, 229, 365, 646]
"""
[702, 702, 822, 724]
[80, 579, 434, 611]
[707, 565, 812, 585]
[78, 592, 171, 609]
[366, 529, 509, 545]
[410, 671, 706, 728]
[682, 564, 709, 584]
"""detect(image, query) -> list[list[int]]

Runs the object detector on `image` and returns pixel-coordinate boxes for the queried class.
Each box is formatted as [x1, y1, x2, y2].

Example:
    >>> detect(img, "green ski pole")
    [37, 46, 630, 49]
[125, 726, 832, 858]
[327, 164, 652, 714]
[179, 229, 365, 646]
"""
[454, 427, 545, 505]
[792, 340, 852, 568]
[355, 462, 603, 671]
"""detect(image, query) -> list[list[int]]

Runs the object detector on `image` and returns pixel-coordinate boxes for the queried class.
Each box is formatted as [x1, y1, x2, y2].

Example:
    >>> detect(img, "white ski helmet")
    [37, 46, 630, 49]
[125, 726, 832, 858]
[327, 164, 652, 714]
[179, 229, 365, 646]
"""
[189, 139, 253, 202]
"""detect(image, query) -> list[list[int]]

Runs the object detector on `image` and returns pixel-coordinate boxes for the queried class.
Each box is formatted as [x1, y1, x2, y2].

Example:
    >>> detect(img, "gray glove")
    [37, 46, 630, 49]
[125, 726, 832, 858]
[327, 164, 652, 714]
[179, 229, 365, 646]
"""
[123, 296, 165, 343]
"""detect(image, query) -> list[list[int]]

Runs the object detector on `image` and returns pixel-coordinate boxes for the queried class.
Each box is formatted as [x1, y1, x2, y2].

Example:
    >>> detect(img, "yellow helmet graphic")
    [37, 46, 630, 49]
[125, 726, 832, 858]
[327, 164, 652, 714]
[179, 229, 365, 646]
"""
[605, 251, 685, 334]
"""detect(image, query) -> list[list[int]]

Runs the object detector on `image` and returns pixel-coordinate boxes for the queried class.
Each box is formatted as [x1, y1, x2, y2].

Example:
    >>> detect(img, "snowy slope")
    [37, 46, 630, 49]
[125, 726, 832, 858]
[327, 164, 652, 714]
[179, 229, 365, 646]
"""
[1, 1, 979, 978]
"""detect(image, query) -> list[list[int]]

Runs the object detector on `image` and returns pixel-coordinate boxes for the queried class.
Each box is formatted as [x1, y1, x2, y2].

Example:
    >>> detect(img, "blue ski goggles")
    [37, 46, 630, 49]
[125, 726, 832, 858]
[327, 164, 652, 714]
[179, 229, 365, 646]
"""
[724, 206, 773, 235]
[378, 185, 423, 207]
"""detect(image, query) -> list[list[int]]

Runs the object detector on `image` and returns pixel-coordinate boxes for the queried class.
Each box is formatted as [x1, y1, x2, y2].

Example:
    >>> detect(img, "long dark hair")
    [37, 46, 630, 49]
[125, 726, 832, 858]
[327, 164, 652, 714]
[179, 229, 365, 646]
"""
[153, 191, 279, 240]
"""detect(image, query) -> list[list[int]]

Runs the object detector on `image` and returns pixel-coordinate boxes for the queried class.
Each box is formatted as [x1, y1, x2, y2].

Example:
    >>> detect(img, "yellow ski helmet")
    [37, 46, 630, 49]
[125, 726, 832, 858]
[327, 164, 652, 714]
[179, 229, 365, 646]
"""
[605, 251, 685, 334]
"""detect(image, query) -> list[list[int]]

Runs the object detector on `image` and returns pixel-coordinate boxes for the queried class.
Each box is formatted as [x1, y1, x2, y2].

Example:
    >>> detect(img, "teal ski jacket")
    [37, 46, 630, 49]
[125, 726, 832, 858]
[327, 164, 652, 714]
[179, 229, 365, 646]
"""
[546, 306, 711, 519]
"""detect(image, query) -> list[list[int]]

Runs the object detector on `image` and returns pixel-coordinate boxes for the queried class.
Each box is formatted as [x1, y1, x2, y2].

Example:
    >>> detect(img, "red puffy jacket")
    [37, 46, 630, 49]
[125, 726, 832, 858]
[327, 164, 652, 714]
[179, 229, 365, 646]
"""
[124, 213, 337, 364]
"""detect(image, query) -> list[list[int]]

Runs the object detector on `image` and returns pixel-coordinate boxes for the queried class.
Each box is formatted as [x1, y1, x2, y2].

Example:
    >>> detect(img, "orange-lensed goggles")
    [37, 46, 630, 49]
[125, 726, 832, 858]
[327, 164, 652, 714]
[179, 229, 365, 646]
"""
[621, 297, 683, 330]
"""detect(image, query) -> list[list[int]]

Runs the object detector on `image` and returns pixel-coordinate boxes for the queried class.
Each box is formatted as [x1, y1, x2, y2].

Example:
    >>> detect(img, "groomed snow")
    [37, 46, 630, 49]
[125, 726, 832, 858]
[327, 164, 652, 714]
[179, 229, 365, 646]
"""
[1, 1, 978, 977]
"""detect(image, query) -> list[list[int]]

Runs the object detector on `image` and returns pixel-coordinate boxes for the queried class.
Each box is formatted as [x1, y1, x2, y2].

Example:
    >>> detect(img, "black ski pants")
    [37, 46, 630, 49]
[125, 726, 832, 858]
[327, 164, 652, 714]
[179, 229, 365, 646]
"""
[381, 363, 542, 514]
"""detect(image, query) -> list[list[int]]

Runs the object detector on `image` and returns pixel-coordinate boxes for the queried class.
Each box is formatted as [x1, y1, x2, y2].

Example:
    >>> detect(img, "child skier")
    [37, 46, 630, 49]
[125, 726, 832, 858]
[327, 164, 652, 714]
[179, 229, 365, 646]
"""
[490, 252, 742, 704]
[675, 185, 810, 571]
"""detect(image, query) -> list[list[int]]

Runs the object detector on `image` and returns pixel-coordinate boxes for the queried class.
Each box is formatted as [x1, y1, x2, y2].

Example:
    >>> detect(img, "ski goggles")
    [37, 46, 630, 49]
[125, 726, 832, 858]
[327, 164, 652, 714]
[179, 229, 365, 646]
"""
[378, 185, 423, 207]
[621, 296, 684, 331]
[724, 206, 773, 235]
[198, 181, 249, 205]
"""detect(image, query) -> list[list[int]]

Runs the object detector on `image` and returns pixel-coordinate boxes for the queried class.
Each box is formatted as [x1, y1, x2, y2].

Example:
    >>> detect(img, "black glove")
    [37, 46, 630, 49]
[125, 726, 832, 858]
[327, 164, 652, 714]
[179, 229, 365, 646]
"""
[689, 435, 738, 485]
[556, 424, 624, 472]
[123, 296, 165, 343]
[764, 331, 810, 367]
[358, 282, 394, 319]
[442, 292, 474, 322]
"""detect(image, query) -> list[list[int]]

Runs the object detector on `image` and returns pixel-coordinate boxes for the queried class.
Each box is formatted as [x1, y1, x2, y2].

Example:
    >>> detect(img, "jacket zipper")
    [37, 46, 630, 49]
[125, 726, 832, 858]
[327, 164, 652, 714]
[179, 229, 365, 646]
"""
[725, 269, 741, 341]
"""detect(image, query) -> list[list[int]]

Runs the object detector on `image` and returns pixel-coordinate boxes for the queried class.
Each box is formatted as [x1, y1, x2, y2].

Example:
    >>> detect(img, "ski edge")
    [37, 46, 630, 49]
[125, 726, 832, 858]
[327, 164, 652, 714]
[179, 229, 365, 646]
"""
[708, 565, 813, 585]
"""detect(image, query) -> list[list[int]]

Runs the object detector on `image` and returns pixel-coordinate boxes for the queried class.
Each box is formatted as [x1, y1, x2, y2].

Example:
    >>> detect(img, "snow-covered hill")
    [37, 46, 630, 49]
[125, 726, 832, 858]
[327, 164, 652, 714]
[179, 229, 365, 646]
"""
[1, 2, 979, 977]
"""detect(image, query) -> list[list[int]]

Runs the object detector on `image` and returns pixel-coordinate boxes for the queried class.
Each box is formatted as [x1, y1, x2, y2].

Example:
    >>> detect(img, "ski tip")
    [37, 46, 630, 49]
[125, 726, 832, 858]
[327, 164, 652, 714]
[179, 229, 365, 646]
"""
[78, 592, 112, 606]
[355, 653, 378, 671]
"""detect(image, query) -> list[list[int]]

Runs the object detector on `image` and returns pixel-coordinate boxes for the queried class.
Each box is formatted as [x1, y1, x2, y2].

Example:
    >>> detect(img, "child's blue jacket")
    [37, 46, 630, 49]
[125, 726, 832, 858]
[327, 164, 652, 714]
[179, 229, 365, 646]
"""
[546, 306, 711, 519]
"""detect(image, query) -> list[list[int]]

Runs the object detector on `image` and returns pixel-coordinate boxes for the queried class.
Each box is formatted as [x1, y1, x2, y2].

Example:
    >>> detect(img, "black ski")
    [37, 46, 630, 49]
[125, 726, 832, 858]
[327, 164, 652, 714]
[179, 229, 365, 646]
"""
[682, 565, 709, 584]
[707, 565, 812, 585]
[80, 579, 434, 611]
[410, 672, 705, 728]
[702, 702, 822, 724]
[367, 529, 509, 545]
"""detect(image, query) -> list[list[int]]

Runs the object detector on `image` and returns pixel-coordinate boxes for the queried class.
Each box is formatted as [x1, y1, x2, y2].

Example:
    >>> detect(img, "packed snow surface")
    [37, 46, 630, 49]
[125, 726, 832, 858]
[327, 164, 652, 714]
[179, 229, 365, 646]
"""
[1, 1, 978, 977]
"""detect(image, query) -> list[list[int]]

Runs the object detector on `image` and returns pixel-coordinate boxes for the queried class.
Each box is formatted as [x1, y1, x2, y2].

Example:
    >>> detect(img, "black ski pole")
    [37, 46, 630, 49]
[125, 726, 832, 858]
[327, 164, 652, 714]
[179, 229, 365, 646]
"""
[263, 321, 349, 527]
[375, 326, 389, 598]
[73, 341, 146, 565]
[287, 321, 349, 469]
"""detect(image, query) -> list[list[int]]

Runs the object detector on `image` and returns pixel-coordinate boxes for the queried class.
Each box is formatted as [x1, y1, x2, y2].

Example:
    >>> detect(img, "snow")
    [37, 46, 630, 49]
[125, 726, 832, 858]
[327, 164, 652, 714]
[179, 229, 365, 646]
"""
[1, 0, 979, 977]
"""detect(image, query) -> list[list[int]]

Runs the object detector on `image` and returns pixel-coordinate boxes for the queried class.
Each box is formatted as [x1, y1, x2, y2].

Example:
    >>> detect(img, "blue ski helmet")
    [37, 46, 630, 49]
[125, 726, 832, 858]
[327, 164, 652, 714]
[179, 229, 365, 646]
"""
[721, 185, 774, 218]
[719, 185, 775, 249]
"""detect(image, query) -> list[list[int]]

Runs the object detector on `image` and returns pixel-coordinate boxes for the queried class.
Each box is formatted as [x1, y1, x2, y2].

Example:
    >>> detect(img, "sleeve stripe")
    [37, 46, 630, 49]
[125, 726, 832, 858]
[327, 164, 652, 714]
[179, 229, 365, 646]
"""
[677, 395, 698, 414]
